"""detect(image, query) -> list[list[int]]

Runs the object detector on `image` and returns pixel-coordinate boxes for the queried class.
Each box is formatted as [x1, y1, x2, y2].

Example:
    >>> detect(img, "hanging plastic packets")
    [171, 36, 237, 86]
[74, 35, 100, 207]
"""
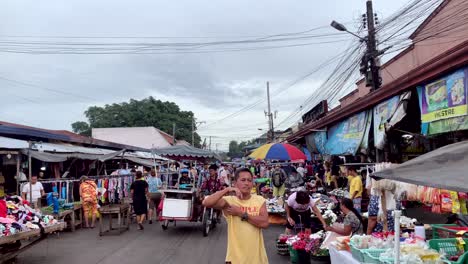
[459, 193, 468, 215]
[440, 190, 453, 213]
[451, 191, 461, 214]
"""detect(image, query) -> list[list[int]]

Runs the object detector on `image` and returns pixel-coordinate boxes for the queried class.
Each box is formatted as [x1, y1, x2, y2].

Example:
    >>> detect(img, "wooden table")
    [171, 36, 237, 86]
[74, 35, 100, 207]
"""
[98, 204, 131, 236]
[0, 222, 66, 263]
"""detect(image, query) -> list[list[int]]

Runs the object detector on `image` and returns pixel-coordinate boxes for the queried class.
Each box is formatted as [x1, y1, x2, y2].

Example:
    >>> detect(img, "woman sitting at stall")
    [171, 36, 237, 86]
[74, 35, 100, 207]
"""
[285, 190, 326, 234]
[325, 198, 364, 236]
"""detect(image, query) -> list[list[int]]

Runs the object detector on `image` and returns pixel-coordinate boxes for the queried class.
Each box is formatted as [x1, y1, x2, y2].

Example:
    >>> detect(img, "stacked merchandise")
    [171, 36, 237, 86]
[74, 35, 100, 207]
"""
[0, 196, 61, 237]
[286, 231, 330, 262]
[328, 188, 349, 199]
[266, 198, 285, 214]
[348, 234, 446, 263]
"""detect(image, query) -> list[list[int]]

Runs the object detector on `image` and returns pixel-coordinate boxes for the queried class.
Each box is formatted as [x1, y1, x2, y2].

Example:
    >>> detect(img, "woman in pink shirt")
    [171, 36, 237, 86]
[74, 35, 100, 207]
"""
[285, 191, 326, 234]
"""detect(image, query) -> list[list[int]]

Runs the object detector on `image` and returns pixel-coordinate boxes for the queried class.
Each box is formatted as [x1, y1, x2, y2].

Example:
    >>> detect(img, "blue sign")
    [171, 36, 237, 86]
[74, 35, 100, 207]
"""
[324, 111, 371, 155]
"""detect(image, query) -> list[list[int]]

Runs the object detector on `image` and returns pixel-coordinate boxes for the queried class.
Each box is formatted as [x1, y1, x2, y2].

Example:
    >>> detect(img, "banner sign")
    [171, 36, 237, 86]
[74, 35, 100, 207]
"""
[305, 131, 327, 154]
[418, 68, 468, 135]
[324, 111, 371, 155]
[419, 69, 467, 123]
[373, 96, 400, 149]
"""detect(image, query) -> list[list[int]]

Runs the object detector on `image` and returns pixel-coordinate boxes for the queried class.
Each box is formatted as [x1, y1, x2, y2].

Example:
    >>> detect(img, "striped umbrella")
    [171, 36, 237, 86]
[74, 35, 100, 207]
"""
[249, 143, 307, 161]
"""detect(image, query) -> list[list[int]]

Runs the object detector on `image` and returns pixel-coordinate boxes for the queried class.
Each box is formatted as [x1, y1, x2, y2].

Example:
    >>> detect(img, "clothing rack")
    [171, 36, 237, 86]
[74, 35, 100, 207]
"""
[38, 174, 135, 204]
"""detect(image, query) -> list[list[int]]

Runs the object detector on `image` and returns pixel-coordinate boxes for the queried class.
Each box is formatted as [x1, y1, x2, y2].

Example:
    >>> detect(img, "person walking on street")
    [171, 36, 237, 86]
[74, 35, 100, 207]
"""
[131, 171, 149, 230]
[21, 175, 45, 208]
[147, 169, 162, 224]
[271, 165, 287, 198]
[203, 168, 269, 264]
[79, 176, 98, 228]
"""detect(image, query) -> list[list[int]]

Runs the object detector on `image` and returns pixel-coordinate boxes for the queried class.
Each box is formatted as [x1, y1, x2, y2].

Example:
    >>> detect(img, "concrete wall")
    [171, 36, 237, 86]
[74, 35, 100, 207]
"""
[92, 127, 172, 149]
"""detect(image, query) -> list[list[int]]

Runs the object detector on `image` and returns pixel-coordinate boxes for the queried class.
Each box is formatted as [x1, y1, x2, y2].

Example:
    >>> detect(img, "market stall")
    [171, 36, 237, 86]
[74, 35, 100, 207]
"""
[324, 141, 468, 264]
[0, 196, 66, 262]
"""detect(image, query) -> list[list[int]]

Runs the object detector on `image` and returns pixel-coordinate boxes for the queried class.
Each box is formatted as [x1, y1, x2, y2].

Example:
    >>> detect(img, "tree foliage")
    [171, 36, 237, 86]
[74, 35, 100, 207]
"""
[227, 139, 256, 158]
[71, 96, 201, 147]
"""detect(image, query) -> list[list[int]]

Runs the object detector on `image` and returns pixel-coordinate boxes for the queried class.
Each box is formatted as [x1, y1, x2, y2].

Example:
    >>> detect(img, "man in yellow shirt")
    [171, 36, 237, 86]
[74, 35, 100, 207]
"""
[347, 166, 363, 214]
[203, 168, 269, 264]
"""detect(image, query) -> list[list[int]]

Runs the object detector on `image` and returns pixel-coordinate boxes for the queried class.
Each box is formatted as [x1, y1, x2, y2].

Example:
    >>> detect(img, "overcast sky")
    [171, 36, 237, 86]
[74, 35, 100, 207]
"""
[0, 0, 410, 150]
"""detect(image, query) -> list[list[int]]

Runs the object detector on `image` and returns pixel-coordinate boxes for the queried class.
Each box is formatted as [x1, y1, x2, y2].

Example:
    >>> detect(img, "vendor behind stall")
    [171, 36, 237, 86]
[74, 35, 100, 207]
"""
[285, 168, 304, 189]
[178, 169, 193, 186]
[347, 166, 363, 213]
[325, 198, 364, 236]
[285, 190, 326, 234]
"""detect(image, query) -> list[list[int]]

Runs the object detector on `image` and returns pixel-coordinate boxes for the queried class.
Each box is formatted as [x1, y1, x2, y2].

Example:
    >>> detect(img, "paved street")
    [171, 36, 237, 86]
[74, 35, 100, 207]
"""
[14, 221, 297, 264]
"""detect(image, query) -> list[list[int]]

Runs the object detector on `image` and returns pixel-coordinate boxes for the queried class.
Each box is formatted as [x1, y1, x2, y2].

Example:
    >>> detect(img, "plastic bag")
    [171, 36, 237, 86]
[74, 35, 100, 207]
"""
[460, 193, 468, 215]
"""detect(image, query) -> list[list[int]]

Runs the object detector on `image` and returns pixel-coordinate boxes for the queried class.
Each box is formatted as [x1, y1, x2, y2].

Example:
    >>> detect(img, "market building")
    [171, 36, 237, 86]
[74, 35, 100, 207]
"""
[92, 126, 176, 149]
[287, 0, 468, 162]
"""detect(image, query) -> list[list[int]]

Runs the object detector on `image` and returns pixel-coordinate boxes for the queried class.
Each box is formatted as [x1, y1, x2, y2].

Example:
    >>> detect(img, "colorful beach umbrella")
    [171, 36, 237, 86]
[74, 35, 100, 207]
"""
[249, 143, 307, 161]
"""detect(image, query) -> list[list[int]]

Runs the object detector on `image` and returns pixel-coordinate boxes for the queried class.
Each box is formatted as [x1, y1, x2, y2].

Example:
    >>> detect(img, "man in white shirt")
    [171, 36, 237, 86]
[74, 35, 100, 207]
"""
[218, 164, 230, 187]
[296, 163, 306, 178]
[22, 175, 45, 208]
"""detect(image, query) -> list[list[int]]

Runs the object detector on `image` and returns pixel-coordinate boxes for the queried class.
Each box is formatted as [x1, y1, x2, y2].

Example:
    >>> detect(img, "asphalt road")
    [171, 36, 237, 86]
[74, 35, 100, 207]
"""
[13, 221, 298, 264]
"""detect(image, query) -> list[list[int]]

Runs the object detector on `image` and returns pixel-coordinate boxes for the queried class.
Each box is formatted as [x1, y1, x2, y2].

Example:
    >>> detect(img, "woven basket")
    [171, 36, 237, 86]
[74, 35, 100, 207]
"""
[276, 241, 290, 256]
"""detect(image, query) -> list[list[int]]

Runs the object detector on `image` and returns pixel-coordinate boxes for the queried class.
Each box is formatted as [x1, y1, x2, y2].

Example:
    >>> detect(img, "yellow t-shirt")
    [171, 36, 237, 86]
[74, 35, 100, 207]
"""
[325, 171, 332, 185]
[223, 195, 268, 264]
[349, 176, 363, 198]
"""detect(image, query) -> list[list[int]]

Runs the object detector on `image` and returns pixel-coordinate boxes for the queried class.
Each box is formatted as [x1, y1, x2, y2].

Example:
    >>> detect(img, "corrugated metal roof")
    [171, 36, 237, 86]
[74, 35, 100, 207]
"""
[0, 136, 29, 149]
[32, 142, 116, 155]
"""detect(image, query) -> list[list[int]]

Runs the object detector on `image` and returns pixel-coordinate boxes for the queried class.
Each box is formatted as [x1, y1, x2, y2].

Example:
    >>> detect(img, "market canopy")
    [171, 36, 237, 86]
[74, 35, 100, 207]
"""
[372, 140, 468, 193]
[22, 149, 126, 162]
[152, 145, 220, 160]
[249, 143, 307, 160]
[0, 136, 29, 149]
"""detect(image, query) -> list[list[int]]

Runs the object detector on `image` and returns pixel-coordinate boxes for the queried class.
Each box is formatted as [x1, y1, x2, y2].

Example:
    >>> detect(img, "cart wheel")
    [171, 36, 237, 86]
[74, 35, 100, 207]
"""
[211, 211, 218, 229]
[162, 220, 169, 230]
[202, 210, 211, 237]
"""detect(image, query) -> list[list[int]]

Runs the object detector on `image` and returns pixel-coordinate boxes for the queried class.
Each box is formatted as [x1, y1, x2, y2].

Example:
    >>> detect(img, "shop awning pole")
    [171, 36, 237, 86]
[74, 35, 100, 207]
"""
[28, 141, 32, 206]
[394, 210, 402, 264]
[16, 154, 20, 195]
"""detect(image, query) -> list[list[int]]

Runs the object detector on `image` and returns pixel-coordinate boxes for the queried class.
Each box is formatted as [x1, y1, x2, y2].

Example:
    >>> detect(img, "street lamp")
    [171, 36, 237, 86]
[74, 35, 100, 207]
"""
[330, 20, 366, 42]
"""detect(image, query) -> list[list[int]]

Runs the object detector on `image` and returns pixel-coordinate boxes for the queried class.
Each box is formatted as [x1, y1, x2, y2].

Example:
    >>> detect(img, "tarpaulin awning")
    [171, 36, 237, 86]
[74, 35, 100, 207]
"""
[153, 145, 220, 160]
[371, 140, 468, 193]
[126, 151, 170, 161]
[0, 136, 29, 149]
[32, 142, 115, 155]
[124, 156, 157, 167]
[22, 149, 126, 162]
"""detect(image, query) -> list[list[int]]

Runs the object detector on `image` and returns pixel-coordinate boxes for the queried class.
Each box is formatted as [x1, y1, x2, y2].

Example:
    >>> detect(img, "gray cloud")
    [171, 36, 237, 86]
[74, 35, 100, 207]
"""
[0, 0, 410, 147]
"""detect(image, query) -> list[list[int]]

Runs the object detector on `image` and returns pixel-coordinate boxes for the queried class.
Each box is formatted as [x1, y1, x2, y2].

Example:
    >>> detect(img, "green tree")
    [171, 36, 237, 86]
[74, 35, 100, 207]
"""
[228, 140, 240, 158]
[71, 96, 201, 147]
[71, 121, 91, 137]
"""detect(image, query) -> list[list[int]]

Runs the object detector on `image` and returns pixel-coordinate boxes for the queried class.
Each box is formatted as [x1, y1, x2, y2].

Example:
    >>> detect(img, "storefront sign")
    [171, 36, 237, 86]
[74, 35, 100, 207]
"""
[302, 100, 328, 124]
[373, 96, 400, 149]
[324, 111, 371, 155]
[419, 69, 467, 123]
[418, 68, 468, 135]
[425, 115, 468, 135]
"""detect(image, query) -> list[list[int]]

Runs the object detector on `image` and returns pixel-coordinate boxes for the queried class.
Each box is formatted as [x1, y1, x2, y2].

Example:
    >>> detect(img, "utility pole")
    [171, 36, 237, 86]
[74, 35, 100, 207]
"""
[191, 117, 205, 147]
[365, 0, 381, 91]
[172, 123, 176, 145]
[265, 81, 276, 143]
[209, 136, 212, 151]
